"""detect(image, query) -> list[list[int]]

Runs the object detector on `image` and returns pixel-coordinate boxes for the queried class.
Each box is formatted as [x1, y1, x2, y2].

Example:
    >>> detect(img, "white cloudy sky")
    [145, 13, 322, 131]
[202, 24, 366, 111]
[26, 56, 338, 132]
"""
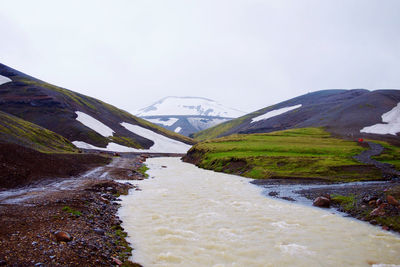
[1, 0, 399, 113]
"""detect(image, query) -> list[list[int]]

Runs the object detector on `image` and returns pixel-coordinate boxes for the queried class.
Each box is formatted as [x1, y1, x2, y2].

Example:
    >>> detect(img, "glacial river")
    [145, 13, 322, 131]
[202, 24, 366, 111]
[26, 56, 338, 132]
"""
[119, 157, 400, 267]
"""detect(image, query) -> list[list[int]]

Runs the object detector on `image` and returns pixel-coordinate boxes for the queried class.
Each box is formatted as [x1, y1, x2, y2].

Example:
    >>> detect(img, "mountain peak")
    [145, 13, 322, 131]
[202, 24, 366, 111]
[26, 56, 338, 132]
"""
[136, 96, 245, 118]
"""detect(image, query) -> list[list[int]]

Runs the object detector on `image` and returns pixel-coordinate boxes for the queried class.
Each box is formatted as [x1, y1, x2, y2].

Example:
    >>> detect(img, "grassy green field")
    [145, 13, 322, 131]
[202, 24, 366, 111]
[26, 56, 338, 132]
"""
[185, 127, 393, 182]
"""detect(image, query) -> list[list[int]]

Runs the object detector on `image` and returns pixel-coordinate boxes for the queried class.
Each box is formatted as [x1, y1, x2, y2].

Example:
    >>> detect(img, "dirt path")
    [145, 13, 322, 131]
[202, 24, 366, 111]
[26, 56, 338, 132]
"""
[354, 141, 400, 178]
[0, 154, 147, 266]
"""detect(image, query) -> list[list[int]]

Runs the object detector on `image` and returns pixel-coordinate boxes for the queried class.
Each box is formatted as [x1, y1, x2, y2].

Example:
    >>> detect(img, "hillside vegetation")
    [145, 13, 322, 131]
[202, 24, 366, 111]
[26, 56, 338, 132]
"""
[0, 110, 77, 153]
[184, 128, 394, 182]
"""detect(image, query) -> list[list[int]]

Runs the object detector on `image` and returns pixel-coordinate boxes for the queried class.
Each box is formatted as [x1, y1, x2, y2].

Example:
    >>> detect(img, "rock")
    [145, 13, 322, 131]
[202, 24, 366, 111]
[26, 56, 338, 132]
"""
[54, 231, 72, 242]
[111, 256, 123, 266]
[268, 191, 278, 197]
[368, 200, 376, 206]
[313, 196, 330, 208]
[369, 204, 387, 217]
[161, 166, 167, 168]
[94, 228, 105, 236]
[370, 220, 378, 225]
[387, 195, 399, 206]
[281, 196, 295, 202]
[376, 198, 382, 206]
[382, 225, 389, 231]
[322, 193, 331, 200]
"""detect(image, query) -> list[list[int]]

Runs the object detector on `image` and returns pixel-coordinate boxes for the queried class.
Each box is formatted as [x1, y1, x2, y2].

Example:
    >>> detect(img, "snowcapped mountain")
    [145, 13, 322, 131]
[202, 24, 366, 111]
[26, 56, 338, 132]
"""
[136, 96, 245, 136]
[136, 96, 244, 117]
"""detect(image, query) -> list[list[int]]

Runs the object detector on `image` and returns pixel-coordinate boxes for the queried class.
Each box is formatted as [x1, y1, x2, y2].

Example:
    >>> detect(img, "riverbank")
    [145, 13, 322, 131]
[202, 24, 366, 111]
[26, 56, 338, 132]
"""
[253, 179, 400, 234]
[0, 152, 148, 266]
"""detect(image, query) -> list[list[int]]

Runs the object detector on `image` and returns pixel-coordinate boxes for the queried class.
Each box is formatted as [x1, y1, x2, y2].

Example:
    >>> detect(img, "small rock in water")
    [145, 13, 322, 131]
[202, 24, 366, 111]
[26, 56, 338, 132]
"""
[370, 220, 378, 225]
[313, 196, 330, 208]
[268, 191, 279, 197]
[54, 231, 72, 242]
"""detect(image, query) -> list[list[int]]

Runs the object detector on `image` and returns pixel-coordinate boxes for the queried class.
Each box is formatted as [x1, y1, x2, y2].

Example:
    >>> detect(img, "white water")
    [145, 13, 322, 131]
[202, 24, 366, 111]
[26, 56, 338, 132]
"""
[119, 158, 400, 267]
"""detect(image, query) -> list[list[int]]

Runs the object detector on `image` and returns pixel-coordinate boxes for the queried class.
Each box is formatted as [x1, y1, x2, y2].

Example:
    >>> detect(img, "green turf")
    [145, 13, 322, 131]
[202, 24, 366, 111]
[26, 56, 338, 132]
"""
[187, 127, 386, 182]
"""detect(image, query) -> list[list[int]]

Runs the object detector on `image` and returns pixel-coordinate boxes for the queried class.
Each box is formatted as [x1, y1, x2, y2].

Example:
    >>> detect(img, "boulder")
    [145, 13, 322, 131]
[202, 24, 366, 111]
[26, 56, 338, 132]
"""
[369, 204, 387, 217]
[387, 195, 399, 206]
[54, 231, 72, 242]
[313, 196, 330, 208]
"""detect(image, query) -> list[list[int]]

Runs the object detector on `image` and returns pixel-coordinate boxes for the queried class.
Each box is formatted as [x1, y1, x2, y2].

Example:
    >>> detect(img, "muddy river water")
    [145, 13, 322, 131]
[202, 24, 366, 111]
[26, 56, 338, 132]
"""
[119, 157, 400, 267]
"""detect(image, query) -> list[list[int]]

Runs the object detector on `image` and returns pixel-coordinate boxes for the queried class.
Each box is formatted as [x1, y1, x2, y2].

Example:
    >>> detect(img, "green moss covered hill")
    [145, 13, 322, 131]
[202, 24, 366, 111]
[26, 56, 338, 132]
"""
[0, 110, 77, 153]
[0, 63, 194, 150]
[184, 128, 400, 182]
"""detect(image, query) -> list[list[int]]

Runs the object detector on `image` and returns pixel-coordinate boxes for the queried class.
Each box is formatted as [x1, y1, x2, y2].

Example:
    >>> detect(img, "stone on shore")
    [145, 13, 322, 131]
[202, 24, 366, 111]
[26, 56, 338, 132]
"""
[387, 195, 399, 206]
[313, 196, 331, 208]
[54, 231, 72, 242]
[369, 204, 387, 217]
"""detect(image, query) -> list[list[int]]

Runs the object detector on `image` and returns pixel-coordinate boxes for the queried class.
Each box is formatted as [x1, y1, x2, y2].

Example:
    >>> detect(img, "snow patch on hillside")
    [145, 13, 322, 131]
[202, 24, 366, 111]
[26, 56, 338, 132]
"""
[72, 141, 145, 152]
[174, 127, 182, 133]
[75, 111, 114, 137]
[360, 102, 400, 135]
[0, 75, 12, 86]
[121, 122, 191, 153]
[146, 117, 178, 126]
[251, 105, 302, 123]
[136, 96, 244, 118]
[187, 117, 229, 131]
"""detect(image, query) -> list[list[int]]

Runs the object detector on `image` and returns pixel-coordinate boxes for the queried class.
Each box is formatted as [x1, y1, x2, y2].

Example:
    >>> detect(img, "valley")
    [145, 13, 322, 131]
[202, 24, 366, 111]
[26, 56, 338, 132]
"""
[0, 63, 399, 266]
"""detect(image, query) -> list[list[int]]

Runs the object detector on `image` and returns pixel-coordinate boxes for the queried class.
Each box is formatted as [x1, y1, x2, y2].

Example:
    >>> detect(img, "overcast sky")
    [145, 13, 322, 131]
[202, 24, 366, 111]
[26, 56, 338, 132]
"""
[1, 0, 399, 114]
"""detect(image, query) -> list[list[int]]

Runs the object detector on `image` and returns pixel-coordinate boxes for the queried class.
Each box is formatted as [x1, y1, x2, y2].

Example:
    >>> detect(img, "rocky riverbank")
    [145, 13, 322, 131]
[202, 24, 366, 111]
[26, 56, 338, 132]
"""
[0, 152, 149, 266]
[298, 181, 400, 233]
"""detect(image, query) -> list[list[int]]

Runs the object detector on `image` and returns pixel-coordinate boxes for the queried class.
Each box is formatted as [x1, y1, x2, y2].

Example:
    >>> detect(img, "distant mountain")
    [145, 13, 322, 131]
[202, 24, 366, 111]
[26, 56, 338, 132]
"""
[0, 63, 194, 153]
[136, 96, 245, 136]
[194, 89, 400, 142]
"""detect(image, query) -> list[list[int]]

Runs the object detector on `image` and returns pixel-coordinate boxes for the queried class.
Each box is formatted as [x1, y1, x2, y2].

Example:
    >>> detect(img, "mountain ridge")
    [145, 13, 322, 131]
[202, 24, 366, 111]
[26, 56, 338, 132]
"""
[136, 96, 245, 136]
[194, 89, 400, 143]
[0, 63, 194, 153]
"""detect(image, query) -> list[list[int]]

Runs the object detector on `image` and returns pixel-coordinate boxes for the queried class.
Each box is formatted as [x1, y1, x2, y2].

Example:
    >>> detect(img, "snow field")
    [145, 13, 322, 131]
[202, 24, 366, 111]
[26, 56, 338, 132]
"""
[73, 111, 191, 153]
[0, 75, 12, 86]
[145, 117, 178, 126]
[75, 111, 114, 137]
[251, 104, 302, 123]
[361, 102, 400, 135]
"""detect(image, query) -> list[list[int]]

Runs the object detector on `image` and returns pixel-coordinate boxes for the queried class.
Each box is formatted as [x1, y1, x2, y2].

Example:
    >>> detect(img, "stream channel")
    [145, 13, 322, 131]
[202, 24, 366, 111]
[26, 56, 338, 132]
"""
[119, 157, 400, 267]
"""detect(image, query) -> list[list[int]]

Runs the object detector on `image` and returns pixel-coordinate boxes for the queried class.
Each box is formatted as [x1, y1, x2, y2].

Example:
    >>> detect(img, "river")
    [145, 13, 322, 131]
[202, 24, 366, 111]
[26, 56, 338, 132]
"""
[118, 157, 400, 267]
